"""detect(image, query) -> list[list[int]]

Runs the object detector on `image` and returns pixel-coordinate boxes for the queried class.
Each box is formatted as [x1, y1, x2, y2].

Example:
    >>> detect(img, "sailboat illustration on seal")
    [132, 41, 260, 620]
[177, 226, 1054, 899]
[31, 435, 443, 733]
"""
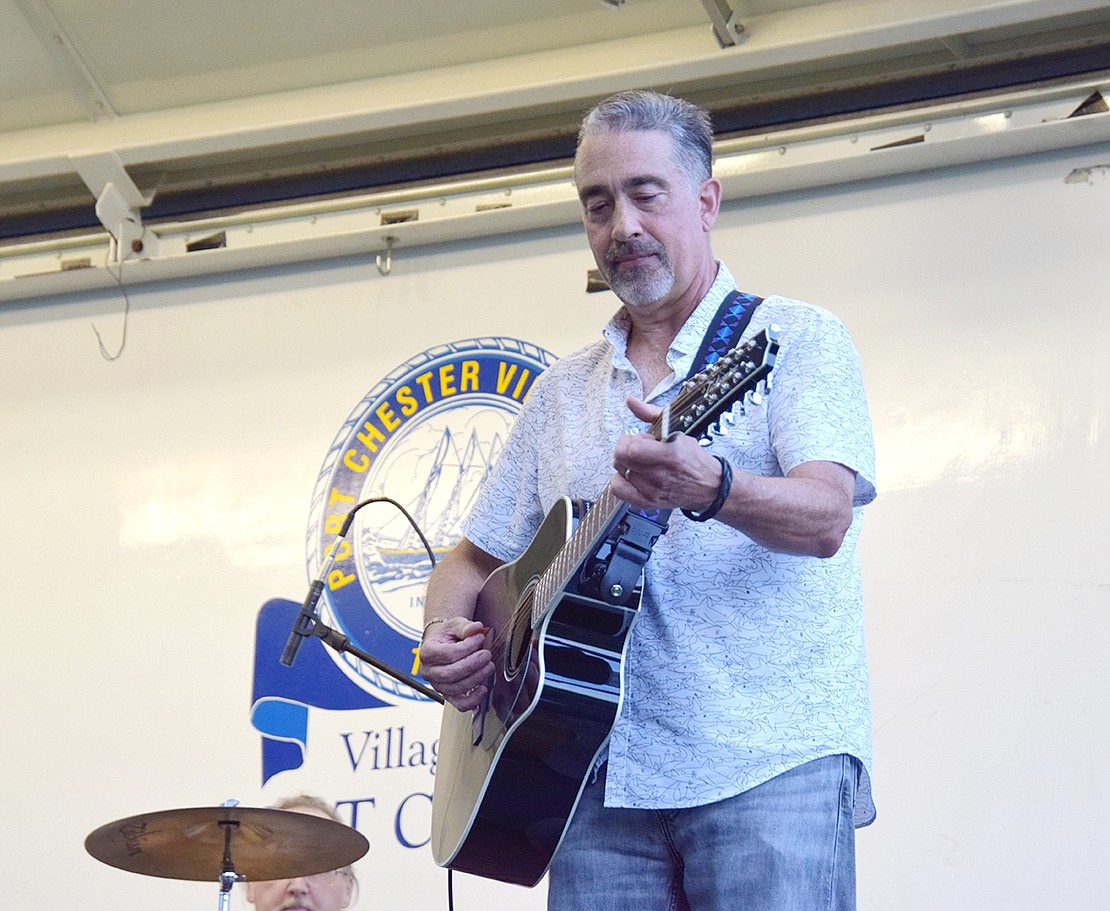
[359, 424, 505, 582]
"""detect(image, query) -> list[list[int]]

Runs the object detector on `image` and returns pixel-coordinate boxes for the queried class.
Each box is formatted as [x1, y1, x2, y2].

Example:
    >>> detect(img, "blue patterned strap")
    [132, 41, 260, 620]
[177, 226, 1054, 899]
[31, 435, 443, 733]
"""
[687, 289, 764, 378]
[628, 290, 762, 529]
[581, 292, 766, 595]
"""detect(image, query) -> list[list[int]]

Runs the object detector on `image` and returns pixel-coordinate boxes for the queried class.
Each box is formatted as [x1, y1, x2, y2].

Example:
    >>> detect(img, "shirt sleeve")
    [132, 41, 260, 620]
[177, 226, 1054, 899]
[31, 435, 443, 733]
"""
[761, 301, 877, 506]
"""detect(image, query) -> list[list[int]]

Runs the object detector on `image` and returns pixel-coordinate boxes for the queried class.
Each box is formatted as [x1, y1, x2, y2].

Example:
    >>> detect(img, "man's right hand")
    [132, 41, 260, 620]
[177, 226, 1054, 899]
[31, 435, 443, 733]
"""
[418, 618, 495, 711]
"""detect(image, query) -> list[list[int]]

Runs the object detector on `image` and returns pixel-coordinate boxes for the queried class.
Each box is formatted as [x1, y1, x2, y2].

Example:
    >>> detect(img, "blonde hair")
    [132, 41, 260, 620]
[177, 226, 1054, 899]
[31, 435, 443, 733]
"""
[272, 793, 342, 823]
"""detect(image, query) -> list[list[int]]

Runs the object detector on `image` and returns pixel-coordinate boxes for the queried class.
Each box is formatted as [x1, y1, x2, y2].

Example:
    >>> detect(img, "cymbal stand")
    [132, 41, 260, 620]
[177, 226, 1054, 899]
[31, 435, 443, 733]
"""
[217, 802, 244, 911]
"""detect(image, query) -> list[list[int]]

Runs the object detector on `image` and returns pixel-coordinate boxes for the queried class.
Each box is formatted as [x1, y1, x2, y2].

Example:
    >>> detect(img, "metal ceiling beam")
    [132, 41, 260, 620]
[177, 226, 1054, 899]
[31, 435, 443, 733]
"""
[14, 0, 118, 122]
[3, 0, 1109, 191]
[699, 0, 747, 48]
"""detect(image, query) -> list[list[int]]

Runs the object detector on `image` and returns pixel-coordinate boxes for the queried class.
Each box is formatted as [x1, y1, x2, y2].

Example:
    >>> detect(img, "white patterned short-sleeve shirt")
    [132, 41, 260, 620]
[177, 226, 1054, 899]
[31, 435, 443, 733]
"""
[462, 263, 878, 825]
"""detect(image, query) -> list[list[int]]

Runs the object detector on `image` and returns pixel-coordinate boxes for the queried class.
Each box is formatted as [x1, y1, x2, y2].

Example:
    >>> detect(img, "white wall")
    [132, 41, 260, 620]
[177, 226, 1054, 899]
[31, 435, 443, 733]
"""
[2, 140, 1107, 910]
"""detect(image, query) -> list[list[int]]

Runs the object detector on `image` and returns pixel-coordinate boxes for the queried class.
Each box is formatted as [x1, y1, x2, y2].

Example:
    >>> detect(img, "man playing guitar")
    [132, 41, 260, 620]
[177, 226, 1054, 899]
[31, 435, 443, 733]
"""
[419, 90, 877, 911]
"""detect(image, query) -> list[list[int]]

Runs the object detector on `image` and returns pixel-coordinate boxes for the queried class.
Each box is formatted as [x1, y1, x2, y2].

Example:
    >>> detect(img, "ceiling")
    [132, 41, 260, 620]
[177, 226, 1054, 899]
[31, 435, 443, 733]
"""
[2, 0, 1110, 241]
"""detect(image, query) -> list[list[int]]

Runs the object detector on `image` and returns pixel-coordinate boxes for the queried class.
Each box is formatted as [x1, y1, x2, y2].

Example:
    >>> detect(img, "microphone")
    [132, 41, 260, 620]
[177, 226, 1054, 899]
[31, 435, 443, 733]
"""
[275, 496, 445, 702]
[278, 496, 435, 670]
[279, 501, 361, 669]
[279, 576, 327, 668]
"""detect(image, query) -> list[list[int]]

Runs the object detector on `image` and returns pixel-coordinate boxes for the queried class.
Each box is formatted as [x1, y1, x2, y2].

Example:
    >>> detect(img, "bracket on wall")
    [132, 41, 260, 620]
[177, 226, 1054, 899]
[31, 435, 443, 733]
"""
[69, 150, 158, 261]
[376, 235, 397, 275]
[700, 0, 747, 47]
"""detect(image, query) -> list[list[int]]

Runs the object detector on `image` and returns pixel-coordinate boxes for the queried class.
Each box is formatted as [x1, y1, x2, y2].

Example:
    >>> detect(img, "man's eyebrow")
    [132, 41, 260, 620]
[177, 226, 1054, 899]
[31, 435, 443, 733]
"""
[624, 174, 670, 190]
[577, 182, 606, 203]
[578, 173, 670, 201]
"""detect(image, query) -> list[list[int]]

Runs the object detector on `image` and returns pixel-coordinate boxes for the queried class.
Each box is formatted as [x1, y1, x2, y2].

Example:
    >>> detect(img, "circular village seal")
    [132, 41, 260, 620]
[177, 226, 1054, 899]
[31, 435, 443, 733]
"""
[306, 337, 556, 705]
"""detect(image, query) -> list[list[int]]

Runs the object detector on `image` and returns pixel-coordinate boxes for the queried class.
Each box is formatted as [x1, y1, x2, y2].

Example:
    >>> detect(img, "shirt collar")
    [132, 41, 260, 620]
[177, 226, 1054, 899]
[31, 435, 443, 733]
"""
[602, 262, 737, 376]
[668, 262, 737, 380]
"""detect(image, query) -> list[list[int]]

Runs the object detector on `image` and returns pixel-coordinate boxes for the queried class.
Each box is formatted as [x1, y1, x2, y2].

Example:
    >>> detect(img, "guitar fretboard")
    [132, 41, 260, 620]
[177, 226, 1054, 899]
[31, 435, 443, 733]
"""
[529, 485, 628, 626]
[525, 327, 777, 628]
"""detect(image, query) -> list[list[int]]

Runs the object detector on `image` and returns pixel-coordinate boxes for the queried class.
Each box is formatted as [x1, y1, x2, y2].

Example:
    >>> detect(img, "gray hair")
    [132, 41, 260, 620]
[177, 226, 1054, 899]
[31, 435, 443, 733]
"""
[577, 90, 714, 186]
[272, 794, 359, 887]
[272, 793, 343, 823]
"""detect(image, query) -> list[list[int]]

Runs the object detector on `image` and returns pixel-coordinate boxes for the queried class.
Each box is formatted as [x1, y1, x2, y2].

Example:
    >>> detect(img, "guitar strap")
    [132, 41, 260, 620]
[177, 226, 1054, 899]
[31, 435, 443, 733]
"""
[687, 288, 764, 378]
[618, 288, 764, 544]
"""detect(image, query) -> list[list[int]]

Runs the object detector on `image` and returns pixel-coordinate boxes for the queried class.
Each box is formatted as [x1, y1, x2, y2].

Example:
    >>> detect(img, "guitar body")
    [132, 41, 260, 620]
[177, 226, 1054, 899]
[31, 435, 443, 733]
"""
[431, 496, 643, 886]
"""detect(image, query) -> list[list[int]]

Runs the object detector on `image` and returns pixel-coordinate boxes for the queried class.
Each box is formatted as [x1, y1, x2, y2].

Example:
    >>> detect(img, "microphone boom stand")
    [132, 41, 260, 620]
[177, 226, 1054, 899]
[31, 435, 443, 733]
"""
[303, 612, 443, 703]
[281, 497, 444, 704]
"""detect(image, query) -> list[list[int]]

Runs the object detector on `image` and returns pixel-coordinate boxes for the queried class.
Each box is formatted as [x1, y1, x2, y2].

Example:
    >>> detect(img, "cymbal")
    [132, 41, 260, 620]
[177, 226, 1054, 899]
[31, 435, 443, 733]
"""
[85, 805, 369, 883]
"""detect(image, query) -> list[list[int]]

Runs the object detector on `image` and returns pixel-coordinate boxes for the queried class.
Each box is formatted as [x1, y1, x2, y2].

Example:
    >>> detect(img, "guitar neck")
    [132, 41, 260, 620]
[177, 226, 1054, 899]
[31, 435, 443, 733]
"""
[530, 484, 628, 626]
[522, 326, 779, 629]
[528, 400, 682, 626]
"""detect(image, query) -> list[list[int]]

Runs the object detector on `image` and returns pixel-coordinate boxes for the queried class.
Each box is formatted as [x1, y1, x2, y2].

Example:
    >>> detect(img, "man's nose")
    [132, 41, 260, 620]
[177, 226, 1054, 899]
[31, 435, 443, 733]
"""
[611, 198, 642, 241]
[285, 875, 311, 894]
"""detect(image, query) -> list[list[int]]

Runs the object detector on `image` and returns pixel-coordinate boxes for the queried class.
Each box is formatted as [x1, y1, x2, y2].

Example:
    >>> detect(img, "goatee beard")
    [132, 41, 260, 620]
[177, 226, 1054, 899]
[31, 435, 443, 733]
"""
[605, 241, 674, 307]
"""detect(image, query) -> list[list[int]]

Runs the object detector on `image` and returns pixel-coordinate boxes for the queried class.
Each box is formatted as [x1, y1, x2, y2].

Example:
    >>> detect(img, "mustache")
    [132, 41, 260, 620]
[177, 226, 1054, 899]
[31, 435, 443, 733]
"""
[605, 238, 665, 265]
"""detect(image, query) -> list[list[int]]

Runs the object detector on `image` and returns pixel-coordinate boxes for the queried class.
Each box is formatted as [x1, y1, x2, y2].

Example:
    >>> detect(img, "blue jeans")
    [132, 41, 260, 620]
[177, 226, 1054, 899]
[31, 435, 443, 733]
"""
[547, 754, 859, 911]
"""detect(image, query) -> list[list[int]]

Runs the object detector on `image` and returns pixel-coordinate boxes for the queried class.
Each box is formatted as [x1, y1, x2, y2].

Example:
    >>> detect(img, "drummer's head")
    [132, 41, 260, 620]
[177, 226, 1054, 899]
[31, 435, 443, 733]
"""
[245, 795, 356, 911]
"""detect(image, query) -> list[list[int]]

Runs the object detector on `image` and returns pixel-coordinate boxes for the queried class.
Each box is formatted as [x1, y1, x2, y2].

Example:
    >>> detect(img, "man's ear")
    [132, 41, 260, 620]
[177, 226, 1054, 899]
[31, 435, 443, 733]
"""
[699, 177, 722, 231]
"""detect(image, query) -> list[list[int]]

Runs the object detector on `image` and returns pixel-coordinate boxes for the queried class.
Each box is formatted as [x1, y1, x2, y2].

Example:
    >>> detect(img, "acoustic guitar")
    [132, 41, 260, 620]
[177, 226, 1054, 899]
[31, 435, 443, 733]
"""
[431, 327, 779, 886]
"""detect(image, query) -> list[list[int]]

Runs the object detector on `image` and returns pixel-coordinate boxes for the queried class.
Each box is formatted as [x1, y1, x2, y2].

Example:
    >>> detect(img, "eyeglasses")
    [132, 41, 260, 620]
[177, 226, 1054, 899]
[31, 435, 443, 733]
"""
[301, 869, 351, 886]
[256, 868, 351, 887]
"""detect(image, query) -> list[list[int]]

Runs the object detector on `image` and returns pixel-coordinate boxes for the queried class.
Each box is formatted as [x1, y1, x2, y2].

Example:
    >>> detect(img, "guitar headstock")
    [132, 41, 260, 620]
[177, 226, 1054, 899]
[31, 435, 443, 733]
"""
[655, 326, 779, 441]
